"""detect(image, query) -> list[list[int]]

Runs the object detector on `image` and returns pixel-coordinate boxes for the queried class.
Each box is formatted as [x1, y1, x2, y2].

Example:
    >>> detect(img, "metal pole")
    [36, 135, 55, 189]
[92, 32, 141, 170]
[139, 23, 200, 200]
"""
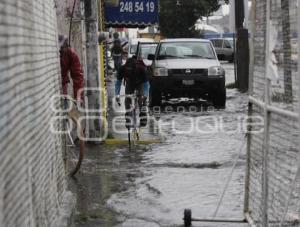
[249, 96, 299, 119]
[191, 218, 247, 223]
[80, 0, 89, 139]
[235, 0, 244, 29]
[278, 1, 300, 225]
[244, 0, 256, 214]
[233, 34, 237, 85]
[262, 0, 271, 226]
[248, 0, 256, 97]
[85, 0, 102, 139]
[235, 0, 249, 91]
[297, 0, 300, 177]
[297, 2, 300, 212]
[244, 102, 252, 213]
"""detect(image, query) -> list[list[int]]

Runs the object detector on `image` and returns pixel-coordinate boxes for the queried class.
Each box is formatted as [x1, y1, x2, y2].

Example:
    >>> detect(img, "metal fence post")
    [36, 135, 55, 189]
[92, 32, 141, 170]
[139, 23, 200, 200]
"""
[244, 0, 256, 215]
[297, 0, 300, 170]
[262, 0, 271, 226]
[279, 3, 300, 225]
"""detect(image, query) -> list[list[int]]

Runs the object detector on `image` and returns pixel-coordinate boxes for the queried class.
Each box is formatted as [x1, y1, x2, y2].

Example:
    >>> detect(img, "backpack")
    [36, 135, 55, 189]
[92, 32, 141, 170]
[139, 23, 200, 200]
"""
[112, 39, 123, 55]
[124, 57, 137, 85]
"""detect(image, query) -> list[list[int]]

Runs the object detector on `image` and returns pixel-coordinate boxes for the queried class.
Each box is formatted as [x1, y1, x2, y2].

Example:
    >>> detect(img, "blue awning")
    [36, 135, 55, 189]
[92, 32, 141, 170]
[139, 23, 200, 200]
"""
[104, 0, 159, 27]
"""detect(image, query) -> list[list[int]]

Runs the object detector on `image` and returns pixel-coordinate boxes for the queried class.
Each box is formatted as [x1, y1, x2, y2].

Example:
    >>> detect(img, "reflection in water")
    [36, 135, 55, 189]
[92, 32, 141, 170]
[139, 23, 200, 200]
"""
[70, 144, 152, 226]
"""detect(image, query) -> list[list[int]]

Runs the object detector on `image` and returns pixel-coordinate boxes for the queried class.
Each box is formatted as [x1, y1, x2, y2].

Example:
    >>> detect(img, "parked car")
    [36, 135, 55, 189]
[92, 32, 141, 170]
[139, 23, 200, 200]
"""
[148, 38, 226, 108]
[128, 38, 154, 58]
[210, 38, 235, 63]
[136, 42, 158, 66]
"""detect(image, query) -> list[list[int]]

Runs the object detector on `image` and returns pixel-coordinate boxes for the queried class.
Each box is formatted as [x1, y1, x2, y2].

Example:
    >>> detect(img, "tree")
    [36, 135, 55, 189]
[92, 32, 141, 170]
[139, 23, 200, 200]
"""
[159, 0, 221, 38]
[205, 0, 222, 17]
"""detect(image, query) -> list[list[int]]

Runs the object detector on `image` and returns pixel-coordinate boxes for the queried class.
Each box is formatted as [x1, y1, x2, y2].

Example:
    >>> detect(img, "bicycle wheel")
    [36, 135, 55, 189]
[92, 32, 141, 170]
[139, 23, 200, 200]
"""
[132, 128, 140, 145]
[131, 100, 140, 145]
[65, 109, 85, 176]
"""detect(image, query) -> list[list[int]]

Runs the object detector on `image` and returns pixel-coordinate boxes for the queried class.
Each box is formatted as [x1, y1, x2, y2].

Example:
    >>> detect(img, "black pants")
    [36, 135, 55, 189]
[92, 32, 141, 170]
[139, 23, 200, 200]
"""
[113, 55, 122, 72]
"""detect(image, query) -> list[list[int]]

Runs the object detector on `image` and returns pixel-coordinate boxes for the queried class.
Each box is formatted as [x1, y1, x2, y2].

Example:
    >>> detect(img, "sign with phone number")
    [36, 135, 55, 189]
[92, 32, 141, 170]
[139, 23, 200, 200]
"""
[104, 0, 159, 27]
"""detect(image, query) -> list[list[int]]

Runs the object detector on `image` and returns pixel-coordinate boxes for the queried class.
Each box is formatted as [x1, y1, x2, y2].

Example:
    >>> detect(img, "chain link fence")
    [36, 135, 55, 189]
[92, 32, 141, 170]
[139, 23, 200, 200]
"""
[246, 0, 300, 226]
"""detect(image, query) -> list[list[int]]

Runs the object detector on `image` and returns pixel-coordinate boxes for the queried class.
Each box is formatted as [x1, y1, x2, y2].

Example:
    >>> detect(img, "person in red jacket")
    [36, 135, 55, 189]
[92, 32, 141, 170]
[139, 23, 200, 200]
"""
[59, 35, 84, 102]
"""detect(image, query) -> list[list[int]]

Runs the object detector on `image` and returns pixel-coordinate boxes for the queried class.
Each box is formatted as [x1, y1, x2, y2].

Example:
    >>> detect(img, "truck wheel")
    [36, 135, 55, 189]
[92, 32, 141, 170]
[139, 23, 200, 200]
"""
[150, 89, 162, 107]
[184, 209, 192, 227]
[212, 84, 226, 109]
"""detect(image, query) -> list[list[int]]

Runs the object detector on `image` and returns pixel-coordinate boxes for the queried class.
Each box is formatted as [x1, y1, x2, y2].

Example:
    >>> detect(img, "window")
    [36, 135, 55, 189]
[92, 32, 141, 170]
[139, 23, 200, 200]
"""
[138, 44, 158, 59]
[211, 39, 223, 48]
[130, 44, 137, 54]
[223, 40, 232, 49]
[158, 42, 216, 59]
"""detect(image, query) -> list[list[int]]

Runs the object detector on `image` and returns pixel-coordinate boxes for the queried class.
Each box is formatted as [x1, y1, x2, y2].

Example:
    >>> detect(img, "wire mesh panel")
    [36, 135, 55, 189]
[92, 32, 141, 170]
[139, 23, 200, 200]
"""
[268, 113, 299, 226]
[246, 0, 300, 226]
[247, 105, 265, 226]
[269, 0, 299, 110]
[0, 0, 69, 226]
[252, 0, 267, 101]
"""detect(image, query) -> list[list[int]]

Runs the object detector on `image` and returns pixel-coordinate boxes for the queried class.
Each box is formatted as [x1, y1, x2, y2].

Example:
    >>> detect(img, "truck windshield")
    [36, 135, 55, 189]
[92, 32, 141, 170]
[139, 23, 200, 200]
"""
[158, 42, 216, 60]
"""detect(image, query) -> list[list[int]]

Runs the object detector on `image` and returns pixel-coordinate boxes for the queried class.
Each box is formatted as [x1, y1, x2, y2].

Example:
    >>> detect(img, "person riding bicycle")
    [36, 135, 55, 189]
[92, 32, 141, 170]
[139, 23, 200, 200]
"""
[115, 56, 149, 128]
[59, 35, 84, 103]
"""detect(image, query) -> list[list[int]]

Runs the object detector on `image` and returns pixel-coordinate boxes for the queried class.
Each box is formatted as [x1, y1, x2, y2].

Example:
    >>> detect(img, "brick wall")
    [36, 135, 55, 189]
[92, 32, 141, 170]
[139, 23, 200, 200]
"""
[0, 0, 72, 226]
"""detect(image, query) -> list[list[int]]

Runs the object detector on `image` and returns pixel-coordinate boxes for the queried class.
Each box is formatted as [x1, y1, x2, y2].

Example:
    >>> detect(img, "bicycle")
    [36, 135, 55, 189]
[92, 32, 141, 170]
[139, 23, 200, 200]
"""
[120, 92, 147, 147]
[127, 93, 140, 146]
[63, 96, 85, 176]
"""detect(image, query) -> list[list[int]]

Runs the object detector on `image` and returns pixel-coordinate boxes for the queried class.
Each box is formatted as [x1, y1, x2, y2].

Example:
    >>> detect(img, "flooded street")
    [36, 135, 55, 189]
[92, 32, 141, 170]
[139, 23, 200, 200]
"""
[70, 63, 249, 227]
[2, 1, 299, 226]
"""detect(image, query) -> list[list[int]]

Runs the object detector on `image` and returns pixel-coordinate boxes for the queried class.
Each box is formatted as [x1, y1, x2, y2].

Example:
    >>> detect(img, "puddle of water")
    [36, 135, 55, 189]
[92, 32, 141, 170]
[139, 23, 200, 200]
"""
[105, 89, 248, 226]
[71, 62, 250, 226]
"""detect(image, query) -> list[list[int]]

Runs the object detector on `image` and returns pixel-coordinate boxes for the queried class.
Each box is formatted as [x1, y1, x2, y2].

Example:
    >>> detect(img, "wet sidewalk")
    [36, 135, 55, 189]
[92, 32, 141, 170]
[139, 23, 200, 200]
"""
[69, 63, 250, 227]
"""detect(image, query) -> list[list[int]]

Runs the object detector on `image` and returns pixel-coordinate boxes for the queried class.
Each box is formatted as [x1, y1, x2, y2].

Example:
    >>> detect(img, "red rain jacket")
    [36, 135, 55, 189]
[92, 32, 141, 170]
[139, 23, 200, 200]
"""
[60, 47, 84, 100]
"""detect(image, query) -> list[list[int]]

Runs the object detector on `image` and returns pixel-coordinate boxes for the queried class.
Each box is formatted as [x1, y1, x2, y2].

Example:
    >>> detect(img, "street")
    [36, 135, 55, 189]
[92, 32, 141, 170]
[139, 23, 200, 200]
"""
[2, 1, 300, 226]
[70, 63, 249, 227]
